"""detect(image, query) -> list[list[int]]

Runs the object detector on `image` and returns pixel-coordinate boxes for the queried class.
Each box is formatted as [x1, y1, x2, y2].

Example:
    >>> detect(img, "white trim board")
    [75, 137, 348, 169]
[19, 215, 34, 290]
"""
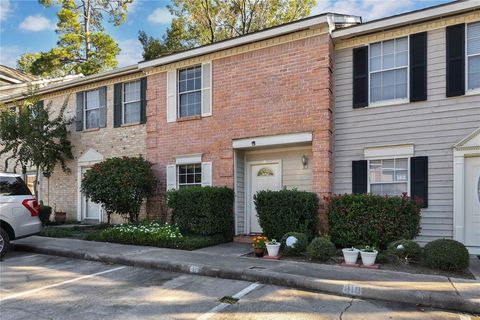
[364, 144, 414, 159]
[176, 153, 202, 165]
[233, 132, 312, 149]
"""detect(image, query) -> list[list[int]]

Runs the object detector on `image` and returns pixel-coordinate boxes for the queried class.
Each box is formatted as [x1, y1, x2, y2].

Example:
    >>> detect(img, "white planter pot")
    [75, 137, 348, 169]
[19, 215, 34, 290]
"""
[342, 248, 359, 265]
[360, 251, 378, 266]
[266, 243, 281, 257]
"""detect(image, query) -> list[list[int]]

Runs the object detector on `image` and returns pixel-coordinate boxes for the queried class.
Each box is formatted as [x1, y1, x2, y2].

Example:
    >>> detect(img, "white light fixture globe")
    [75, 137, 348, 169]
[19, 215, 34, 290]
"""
[286, 236, 298, 247]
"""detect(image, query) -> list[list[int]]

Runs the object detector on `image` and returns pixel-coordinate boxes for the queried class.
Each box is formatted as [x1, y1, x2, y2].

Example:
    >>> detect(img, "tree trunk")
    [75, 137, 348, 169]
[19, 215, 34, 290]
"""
[34, 165, 40, 200]
[84, 0, 91, 61]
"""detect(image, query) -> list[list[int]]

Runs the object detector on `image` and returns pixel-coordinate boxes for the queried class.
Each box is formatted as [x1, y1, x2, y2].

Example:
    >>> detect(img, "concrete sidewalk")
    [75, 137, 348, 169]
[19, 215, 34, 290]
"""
[12, 236, 480, 314]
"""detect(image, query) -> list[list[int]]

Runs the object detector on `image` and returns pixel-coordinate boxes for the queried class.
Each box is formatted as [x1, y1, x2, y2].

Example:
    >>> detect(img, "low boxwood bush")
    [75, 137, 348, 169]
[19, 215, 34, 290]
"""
[254, 190, 318, 240]
[167, 186, 234, 237]
[280, 232, 308, 256]
[307, 237, 336, 261]
[388, 239, 422, 264]
[424, 239, 469, 271]
[327, 194, 421, 249]
[39, 204, 52, 225]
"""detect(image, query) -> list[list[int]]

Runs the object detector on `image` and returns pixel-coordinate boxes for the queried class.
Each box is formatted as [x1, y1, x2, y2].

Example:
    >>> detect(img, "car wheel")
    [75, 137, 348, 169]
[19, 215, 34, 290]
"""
[0, 228, 10, 259]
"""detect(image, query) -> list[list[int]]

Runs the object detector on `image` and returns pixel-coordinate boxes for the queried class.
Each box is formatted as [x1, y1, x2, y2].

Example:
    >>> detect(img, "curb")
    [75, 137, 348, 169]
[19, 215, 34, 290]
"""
[13, 243, 480, 314]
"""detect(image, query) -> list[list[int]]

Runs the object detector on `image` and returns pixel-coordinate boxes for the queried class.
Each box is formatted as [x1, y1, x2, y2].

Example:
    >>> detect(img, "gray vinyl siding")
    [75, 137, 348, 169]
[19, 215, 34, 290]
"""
[333, 27, 480, 245]
[235, 150, 246, 234]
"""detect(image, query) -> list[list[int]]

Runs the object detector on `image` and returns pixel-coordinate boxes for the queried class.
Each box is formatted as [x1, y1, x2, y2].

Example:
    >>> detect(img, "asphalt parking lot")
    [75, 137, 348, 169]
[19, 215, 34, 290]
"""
[0, 251, 476, 320]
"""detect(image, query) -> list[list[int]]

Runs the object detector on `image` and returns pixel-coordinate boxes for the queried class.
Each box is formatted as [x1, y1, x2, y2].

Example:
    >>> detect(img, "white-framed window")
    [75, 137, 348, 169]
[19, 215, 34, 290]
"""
[123, 80, 141, 124]
[177, 163, 202, 188]
[368, 158, 409, 196]
[466, 21, 480, 91]
[85, 89, 100, 129]
[369, 37, 409, 104]
[178, 65, 202, 117]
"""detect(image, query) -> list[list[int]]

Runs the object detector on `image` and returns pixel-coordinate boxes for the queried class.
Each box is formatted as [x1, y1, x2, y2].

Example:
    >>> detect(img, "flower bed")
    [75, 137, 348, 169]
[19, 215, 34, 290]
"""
[40, 221, 230, 250]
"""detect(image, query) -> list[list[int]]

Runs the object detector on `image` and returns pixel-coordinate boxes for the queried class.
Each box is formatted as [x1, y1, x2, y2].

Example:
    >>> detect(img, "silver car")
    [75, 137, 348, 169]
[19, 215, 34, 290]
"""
[0, 173, 42, 258]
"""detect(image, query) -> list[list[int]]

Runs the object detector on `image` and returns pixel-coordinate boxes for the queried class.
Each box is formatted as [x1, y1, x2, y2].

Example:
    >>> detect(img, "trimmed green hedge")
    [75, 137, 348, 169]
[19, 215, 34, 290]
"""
[327, 194, 421, 249]
[254, 190, 319, 240]
[167, 186, 234, 237]
[424, 239, 469, 271]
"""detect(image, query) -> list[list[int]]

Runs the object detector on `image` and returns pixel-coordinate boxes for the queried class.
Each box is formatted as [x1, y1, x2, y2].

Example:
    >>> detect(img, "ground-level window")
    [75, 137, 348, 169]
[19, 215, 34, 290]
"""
[177, 163, 202, 188]
[368, 158, 408, 196]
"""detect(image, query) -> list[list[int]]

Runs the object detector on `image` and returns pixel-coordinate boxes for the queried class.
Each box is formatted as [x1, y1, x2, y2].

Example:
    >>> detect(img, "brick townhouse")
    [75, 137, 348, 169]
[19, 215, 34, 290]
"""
[1, 1, 479, 252]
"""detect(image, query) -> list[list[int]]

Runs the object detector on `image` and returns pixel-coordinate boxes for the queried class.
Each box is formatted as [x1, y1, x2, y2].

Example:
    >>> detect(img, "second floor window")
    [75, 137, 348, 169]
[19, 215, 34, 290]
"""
[369, 37, 408, 104]
[178, 65, 202, 117]
[124, 80, 141, 124]
[85, 89, 100, 129]
[467, 22, 480, 91]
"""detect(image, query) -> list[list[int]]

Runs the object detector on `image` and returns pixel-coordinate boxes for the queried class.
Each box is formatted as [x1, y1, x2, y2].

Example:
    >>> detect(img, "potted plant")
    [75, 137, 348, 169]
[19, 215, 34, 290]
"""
[342, 247, 360, 265]
[360, 246, 378, 266]
[252, 235, 267, 257]
[266, 239, 281, 257]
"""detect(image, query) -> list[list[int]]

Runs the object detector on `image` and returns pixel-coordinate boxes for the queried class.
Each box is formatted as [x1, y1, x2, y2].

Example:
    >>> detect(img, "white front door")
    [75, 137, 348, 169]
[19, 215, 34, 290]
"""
[465, 157, 480, 246]
[81, 167, 102, 221]
[249, 162, 282, 233]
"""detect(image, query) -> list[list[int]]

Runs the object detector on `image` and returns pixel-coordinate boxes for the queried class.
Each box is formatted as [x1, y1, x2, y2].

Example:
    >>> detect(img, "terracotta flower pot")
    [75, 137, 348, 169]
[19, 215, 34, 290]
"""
[54, 212, 67, 224]
[253, 248, 265, 257]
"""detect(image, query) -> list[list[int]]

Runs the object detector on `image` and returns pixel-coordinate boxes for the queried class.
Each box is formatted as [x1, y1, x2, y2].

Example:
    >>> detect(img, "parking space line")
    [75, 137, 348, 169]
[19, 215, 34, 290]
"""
[197, 282, 261, 320]
[0, 266, 126, 302]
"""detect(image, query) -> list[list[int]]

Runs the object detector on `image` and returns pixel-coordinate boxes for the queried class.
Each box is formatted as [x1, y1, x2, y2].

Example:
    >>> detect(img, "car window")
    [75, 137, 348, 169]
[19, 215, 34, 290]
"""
[0, 177, 32, 196]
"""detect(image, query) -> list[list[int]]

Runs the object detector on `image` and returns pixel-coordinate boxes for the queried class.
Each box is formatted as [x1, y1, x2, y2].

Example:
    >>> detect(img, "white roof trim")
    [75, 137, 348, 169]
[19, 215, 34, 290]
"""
[333, 1, 479, 39]
[138, 15, 332, 70]
[232, 132, 312, 149]
[454, 127, 480, 148]
[364, 144, 414, 159]
[176, 153, 203, 165]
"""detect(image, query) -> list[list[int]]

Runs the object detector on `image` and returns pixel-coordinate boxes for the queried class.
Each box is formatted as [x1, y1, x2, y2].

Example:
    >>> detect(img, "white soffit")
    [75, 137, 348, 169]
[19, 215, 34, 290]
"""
[176, 154, 202, 165]
[364, 144, 414, 159]
[232, 132, 312, 149]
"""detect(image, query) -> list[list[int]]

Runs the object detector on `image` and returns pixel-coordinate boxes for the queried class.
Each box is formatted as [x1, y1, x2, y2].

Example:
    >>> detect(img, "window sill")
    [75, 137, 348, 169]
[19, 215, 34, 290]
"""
[465, 89, 480, 97]
[367, 98, 409, 108]
[176, 115, 202, 122]
[121, 122, 142, 128]
[83, 128, 100, 133]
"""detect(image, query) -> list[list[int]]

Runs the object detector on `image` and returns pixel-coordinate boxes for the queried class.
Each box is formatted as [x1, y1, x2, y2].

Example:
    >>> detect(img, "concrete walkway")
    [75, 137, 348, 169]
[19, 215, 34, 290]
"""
[12, 236, 480, 314]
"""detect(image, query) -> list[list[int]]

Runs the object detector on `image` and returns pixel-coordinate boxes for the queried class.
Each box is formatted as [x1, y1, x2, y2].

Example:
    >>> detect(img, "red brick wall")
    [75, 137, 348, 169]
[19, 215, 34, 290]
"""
[146, 33, 334, 225]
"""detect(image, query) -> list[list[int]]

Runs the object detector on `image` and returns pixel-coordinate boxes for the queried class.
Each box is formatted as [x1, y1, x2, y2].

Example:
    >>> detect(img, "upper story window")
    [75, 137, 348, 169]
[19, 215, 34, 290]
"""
[467, 22, 480, 91]
[85, 89, 101, 129]
[123, 80, 141, 124]
[369, 37, 409, 104]
[368, 158, 409, 196]
[178, 65, 202, 117]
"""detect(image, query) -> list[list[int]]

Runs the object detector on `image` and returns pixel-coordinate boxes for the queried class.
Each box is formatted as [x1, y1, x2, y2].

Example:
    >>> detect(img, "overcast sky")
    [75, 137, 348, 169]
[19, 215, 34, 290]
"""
[0, 0, 450, 69]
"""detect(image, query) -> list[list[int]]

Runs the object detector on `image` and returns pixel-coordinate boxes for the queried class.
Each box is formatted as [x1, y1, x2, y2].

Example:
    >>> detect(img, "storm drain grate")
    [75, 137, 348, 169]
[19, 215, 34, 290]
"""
[219, 296, 239, 304]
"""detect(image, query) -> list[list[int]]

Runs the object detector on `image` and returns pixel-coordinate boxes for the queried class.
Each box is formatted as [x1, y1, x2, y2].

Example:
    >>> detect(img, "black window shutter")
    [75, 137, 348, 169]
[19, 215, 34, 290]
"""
[352, 160, 368, 194]
[114, 83, 122, 128]
[98, 86, 107, 128]
[411, 156, 428, 208]
[75, 92, 84, 131]
[140, 77, 147, 124]
[446, 24, 465, 97]
[410, 32, 427, 102]
[353, 46, 369, 108]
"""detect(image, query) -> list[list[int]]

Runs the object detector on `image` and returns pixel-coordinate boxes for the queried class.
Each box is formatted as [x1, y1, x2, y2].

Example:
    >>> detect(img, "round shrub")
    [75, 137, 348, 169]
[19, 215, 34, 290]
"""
[254, 190, 319, 240]
[306, 237, 336, 261]
[388, 239, 422, 263]
[327, 194, 421, 249]
[424, 239, 469, 271]
[280, 232, 308, 256]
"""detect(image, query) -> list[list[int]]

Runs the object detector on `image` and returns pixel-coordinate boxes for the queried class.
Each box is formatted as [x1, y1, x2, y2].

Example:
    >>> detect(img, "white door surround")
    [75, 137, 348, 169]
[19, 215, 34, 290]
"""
[453, 128, 480, 254]
[77, 148, 104, 223]
[246, 160, 282, 234]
